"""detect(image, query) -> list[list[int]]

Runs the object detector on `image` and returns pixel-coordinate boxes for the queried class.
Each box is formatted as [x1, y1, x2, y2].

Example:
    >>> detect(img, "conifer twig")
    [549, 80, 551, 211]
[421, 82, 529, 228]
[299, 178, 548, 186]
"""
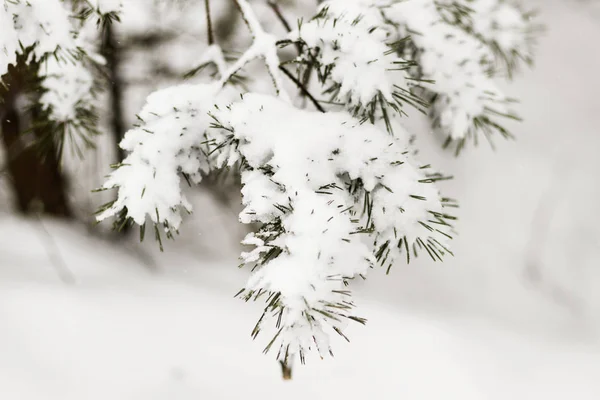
[279, 360, 292, 380]
[267, 1, 292, 33]
[279, 65, 325, 113]
[267, 2, 302, 57]
[267, 0, 314, 107]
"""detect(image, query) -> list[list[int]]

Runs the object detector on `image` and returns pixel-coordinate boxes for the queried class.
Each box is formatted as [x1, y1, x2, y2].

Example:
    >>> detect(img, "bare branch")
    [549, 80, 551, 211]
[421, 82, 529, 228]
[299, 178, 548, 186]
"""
[205, 0, 215, 45]
[279, 65, 325, 113]
[267, 1, 292, 33]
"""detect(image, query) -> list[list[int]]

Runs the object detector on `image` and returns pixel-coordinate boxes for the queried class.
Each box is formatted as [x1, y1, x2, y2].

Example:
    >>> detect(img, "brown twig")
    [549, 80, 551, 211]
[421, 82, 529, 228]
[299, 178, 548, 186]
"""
[279, 360, 292, 380]
[267, 1, 303, 55]
[278, 66, 325, 113]
[205, 0, 215, 45]
[267, 1, 293, 32]
[266, 1, 318, 108]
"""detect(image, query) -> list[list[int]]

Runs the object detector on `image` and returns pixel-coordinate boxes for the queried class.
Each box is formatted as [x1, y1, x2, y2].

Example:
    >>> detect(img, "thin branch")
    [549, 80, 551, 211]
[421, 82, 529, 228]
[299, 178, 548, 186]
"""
[267, 0, 303, 55]
[232, 0, 261, 37]
[205, 0, 215, 45]
[267, 1, 292, 33]
[193, 44, 228, 78]
[266, 0, 311, 105]
[217, 43, 262, 87]
[227, 0, 290, 101]
[101, 21, 126, 163]
[279, 360, 292, 380]
[279, 65, 325, 113]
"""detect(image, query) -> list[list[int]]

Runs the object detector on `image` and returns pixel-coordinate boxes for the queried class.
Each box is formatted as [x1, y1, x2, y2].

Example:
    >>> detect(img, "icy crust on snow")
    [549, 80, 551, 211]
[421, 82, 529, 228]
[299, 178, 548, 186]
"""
[210, 93, 451, 360]
[98, 83, 236, 229]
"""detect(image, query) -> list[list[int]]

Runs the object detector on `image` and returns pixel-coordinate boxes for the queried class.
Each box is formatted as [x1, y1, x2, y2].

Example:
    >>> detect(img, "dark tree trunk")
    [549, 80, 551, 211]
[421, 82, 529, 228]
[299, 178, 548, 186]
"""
[102, 22, 127, 163]
[101, 21, 132, 234]
[0, 62, 72, 217]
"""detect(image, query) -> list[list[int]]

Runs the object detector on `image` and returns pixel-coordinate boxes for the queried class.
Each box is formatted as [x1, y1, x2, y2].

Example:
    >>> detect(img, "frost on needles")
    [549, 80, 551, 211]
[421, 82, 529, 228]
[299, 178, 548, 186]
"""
[94, 0, 537, 364]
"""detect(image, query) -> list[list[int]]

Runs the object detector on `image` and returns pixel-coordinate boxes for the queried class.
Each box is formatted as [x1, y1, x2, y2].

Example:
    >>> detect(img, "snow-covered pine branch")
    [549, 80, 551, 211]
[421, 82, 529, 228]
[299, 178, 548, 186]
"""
[318, 0, 538, 151]
[0, 0, 121, 156]
[210, 93, 454, 362]
[96, 0, 296, 236]
[96, 0, 458, 364]
[96, 82, 239, 239]
[437, 0, 538, 74]
[96, 0, 536, 366]
[286, 5, 427, 133]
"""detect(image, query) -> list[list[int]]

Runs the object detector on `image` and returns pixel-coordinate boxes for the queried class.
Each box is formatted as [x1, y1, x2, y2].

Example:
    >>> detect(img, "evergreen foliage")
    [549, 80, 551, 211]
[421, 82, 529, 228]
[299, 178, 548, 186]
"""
[1, 0, 538, 368]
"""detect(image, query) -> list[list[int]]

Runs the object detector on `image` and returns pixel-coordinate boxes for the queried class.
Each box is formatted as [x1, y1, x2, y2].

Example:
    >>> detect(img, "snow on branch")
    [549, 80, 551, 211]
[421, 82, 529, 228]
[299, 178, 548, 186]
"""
[97, 83, 454, 361]
[97, 83, 238, 240]
[319, 0, 537, 149]
[287, 5, 427, 134]
[223, 0, 290, 101]
[208, 93, 454, 361]
[437, 0, 538, 74]
[95, 0, 538, 365]
[97, 0, 299, 237]
[192, 44, 228, 78]
[0, 0, 121, 155]
[388, 0, 514, 144]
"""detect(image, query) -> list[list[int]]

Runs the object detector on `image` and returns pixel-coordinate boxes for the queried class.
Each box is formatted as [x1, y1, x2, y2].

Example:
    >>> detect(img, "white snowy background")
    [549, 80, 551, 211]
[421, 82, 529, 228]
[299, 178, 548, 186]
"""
[1, 0, 600, 398]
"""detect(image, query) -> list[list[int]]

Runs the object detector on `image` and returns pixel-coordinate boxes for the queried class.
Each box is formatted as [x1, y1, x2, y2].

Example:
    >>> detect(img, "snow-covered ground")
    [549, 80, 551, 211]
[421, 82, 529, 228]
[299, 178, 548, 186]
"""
[1, 0, 600, 399]
[1, 213, 599, 400]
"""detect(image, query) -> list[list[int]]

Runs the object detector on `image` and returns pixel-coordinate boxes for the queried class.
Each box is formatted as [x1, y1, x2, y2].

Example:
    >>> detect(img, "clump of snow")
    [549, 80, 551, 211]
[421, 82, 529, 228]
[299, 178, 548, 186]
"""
[208, 93, 452, 360]
[446, 0, 536, 71]
[9, 0, 76, 61]
[98, 83, 236, 229]
[39, 57, 95, 123]
[1, 0, 107, 137]
[319, 0, 534, 142]
[289, 5, 416, 125]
